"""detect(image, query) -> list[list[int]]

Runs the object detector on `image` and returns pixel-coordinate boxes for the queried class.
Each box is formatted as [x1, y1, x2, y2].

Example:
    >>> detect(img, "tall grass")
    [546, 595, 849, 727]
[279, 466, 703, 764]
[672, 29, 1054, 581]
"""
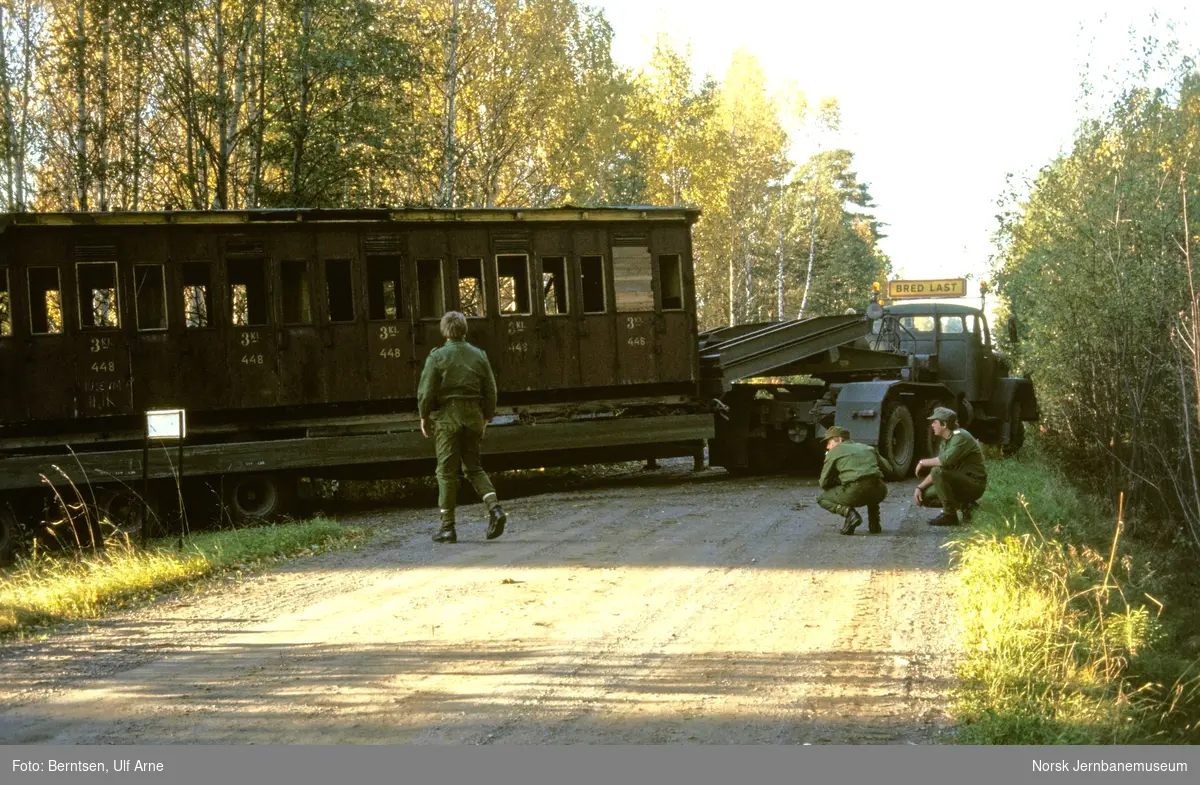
[948, 439, 1200, 743]
[0, 518, 366, 638]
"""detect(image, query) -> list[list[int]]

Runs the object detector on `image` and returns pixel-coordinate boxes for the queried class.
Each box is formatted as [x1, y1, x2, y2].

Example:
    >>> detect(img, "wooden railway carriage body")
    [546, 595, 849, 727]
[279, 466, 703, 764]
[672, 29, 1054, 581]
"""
[0, 207, 713, 556]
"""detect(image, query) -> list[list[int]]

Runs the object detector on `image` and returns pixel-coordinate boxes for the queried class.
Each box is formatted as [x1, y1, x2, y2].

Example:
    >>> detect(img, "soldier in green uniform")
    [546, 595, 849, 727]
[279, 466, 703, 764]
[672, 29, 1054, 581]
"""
[913, 406, 987, 526]
[816, 426, 892, 535]
[418, 311, 507, 543]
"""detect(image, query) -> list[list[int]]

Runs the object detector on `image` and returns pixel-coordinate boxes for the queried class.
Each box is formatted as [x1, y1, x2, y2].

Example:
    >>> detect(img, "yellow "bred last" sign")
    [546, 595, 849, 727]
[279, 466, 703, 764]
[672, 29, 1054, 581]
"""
[887, 278, 967, 299]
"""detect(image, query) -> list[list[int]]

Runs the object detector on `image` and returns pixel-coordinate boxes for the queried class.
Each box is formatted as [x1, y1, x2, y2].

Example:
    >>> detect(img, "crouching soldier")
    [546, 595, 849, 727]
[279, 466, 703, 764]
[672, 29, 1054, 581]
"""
[418, 311, 507, 543]
[914, 406, 987, 526]
[816, 426, 892, 535]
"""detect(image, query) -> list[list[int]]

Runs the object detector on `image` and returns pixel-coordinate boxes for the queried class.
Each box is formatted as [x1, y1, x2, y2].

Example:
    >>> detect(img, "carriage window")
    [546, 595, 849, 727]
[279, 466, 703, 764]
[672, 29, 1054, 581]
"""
[613, 246, 653, 312]
[581, 255, 607, 314]
[182, 262, 212, 328]
[281, 260, 312, 324]
[0, 268, 11, 336]
[228, 259, 268, 326]
[658, 254, 683, 310]
[28, 267, 63, 334]
[939, 315, 965, 335]
[134, 264, 167, 331]
[78, 261, 120, 329]
[497, 255, 531, 315]
[417, 259, 443, 319]
[367, 257, 401, 320]
[542, 257, 568, 315]
[325, 259, 355, 322]
[457, 259, 485, 317]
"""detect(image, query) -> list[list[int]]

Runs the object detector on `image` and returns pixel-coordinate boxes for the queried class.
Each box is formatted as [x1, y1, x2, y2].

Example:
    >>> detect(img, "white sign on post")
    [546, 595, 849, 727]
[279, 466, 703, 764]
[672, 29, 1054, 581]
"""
[146, 409, 187, 440]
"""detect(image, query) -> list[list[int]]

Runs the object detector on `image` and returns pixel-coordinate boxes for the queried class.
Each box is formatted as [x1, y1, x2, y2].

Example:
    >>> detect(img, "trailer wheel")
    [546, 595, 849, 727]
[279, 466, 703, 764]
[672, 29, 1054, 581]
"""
[880, 402, 916, 479]
[224, 474, 291, 523]
[95, 487, 154, 538]
[1002, 402, 1025, 457]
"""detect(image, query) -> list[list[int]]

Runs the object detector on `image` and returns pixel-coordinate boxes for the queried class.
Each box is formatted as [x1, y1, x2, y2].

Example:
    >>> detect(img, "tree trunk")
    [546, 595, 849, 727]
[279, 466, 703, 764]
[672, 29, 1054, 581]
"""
[74, 0, 89, 210]
[290, 0, 312, 205]
[249, 0, 267, 207]
[97, 7, 110, 211]
[0, 4, 14, 209]
[15, 0, 36, 210]
[213, 0, 227, 209]
[799, 191, 817, 319]
[777, 183, 785, 320]
[439, 0, 460, 208]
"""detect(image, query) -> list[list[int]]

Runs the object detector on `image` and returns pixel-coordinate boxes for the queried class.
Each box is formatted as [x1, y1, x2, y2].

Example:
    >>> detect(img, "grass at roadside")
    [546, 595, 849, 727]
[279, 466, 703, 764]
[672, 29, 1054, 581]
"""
[0, 518, 367, 639]
[947, 439, 1200, 743]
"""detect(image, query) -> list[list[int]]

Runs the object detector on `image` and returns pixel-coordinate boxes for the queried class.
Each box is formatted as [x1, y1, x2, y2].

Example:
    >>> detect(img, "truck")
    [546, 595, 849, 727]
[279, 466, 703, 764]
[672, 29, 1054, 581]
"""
[701, 299, 1038, 478]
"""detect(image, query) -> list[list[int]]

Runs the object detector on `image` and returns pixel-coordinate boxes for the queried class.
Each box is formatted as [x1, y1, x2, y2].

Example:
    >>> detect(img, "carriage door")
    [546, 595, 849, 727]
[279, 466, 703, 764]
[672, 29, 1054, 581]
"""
[574, 229, 617, 389]
[410, 230, 449, 397]
[318, 233, 368, 403]
[223, 238, 279, 409]
[126, 232, 175, 412]
[494, 235, 539, 392]
[74, 247, 134, 418]
[364, 233, 413, 402]
[449, 228, 496, 376]
[534, 229, 579, 390]
[611, 232, 657, 385]
[274, 231, 322, 406]
[172, 230, 225, 413]
[652, 227, 696, 384]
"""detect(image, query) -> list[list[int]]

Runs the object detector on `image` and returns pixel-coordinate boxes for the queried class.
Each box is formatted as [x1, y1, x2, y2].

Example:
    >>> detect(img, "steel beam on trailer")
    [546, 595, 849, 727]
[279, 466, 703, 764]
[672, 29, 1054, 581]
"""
[0, 414, 716, 492]
[700, 314, 876, 392]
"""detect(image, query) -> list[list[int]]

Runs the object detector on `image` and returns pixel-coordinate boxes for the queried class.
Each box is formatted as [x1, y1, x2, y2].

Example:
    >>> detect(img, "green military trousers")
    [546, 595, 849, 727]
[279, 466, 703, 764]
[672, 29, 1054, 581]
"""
[922, 467, 985, 513]
[816, 477, 888, 517]
[433, 399, 497, 513]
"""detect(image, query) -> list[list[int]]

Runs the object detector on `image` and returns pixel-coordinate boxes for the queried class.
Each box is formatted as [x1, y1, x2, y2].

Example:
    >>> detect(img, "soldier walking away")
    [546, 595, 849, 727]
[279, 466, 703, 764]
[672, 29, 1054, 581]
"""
[815, 426, 892, 535]
[913, 406, 987, 526]
[418, 311, 507, 543]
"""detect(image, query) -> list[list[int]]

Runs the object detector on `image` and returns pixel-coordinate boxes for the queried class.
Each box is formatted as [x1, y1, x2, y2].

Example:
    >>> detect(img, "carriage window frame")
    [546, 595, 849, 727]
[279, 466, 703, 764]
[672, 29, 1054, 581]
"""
[182, 261, 214, 330]
[227, 258, 270, 327]
[457, 258, 486, 318]
[658, 253, 684, 311]
[324, 259, 356, 324]
[0, 267, 12, 337]
[367, 256, 403, 322]
[417, 258, 445, 321]
[541, 256, 569, 316]
[133, 263, 168, 332]
[76, 261, 121, 330]
[580, 255, 608, 314]
[28, 266, 64, 335]
[496, 254, 532, 316]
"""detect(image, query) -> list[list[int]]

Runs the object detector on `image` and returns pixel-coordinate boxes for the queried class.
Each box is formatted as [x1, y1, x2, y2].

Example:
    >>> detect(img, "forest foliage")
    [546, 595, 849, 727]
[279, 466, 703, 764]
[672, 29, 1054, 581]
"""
[0, 0, 890, 329]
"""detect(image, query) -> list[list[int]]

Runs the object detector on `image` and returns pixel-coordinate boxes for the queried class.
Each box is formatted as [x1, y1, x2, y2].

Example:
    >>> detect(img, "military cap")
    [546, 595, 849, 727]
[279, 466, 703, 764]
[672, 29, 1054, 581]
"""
[821, 425, 851, 442]
[927, 406, 957, 423]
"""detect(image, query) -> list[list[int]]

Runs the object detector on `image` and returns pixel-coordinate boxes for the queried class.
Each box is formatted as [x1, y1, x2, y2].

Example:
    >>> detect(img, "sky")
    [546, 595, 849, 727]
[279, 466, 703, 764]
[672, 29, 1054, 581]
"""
[589, 0, 1197, 299]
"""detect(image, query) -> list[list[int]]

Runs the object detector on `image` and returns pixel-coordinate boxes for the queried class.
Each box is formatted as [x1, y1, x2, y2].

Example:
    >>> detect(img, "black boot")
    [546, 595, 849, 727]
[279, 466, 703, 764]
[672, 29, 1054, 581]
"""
[486, 505, 507, 540]
[927, 510, 961, 527]
[433, 510, 457, 543]
[961, 501, 979, 525]
[867, 505, 882, 534]
[840, 508, 862, 535]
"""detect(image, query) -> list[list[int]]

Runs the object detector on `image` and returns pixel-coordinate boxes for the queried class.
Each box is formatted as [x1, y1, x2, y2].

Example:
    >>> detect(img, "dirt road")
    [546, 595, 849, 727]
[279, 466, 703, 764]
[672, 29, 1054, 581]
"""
[0, 461, 960, 744]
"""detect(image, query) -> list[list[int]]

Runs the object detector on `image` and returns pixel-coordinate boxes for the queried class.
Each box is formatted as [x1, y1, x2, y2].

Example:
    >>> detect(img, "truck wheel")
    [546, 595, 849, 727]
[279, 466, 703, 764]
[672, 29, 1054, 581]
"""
[0, 504, 20, 566]
[1002, 402, 1025, 457]
[224, 474, 291, 524]
[880, 402, 916, 479]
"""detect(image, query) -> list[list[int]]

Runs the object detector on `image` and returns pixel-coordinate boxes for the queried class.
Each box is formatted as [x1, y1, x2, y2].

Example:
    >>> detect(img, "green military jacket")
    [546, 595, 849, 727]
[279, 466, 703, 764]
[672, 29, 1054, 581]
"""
[417, 339, 498, 421]
[938, 429, 987, 481]
[819, 441, 892, 490]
